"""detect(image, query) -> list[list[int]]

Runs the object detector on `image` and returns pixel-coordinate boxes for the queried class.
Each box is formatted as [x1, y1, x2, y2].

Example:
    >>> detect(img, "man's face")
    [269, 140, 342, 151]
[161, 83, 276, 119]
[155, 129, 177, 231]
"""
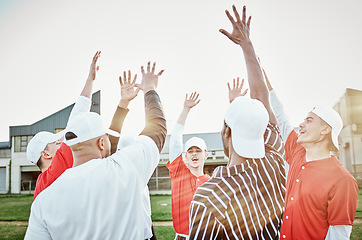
[185, 146, 208, 168]
[44, 139, 62, 159]
[297, 112, 328, 146]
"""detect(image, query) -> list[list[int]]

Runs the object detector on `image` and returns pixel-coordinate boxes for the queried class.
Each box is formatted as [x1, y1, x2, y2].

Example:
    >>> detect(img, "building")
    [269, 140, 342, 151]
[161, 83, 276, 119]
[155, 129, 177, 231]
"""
[333, 88, 362, 184]
[0, 142, 10, 193]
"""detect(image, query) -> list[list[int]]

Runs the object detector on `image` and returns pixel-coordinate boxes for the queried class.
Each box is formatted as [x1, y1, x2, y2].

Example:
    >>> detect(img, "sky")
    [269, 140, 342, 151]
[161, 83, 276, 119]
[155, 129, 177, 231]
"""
[0, 0, 361, 142]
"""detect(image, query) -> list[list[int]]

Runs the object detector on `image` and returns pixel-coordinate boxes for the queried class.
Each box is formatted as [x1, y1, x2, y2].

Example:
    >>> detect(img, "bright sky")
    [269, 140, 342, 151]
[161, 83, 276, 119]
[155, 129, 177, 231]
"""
[1, 0, 361, 142]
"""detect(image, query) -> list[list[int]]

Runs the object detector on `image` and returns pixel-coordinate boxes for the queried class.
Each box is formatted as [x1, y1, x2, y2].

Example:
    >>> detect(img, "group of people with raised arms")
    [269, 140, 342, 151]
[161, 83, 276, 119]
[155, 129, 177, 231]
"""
[24, 2, 358, 240]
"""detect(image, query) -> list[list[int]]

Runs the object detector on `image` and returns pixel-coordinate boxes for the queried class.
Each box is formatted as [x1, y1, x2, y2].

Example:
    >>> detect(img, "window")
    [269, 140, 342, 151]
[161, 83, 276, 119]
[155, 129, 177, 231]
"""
[14, 135, 33, 152]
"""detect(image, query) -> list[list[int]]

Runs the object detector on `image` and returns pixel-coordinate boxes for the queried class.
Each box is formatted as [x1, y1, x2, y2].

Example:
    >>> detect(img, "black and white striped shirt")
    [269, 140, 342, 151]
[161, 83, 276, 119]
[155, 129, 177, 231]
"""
[189, 123, 286, 240]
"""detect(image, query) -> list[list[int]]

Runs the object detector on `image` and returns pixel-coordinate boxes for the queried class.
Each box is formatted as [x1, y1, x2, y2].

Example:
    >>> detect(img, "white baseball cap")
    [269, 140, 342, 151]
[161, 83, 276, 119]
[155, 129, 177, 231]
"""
[224, 96, 269, 158]
[26, 131, 65, 164]
[185, 137, 207, 152]
[311, 106, 343, 150]
[65, 112, 119, 146]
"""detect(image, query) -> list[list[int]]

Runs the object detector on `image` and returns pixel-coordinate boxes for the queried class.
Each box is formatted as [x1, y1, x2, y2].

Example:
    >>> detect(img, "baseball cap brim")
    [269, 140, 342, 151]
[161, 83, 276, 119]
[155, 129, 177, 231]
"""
[231, 131, 265, 159]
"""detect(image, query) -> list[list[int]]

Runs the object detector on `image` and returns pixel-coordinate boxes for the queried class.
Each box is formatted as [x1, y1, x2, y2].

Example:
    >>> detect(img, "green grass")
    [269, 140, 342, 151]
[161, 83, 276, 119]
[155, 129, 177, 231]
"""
[0, 195, 33, 221]
[154, 226, 176, 240]
[150, 194, 173, 221]
[0, 223, 27, 240]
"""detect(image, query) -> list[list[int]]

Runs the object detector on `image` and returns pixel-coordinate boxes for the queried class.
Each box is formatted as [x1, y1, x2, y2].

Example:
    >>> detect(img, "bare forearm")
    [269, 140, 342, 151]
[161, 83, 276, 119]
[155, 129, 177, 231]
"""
[80, 78, 94, 99]
[240, 42, 277, 124]
[176, 107, 191, 126]
[241, 43, 269, 101]
[140, 90, 167, 152]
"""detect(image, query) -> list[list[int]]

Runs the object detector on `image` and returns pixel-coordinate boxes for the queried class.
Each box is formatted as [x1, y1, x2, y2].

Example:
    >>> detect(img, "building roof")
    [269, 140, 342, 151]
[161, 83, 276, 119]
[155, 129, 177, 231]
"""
[9, 91, 100, 144]
[0, 141, 10, 149]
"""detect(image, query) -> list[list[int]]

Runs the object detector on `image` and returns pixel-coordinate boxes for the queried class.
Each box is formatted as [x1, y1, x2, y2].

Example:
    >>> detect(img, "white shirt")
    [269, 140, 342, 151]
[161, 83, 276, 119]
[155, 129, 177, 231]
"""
[25, 135, 159, 240]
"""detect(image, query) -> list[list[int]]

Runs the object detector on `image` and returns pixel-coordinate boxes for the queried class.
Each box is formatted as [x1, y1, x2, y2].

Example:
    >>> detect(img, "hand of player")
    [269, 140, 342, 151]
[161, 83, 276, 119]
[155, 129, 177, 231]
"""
[138, 62, 164, 93]
[219, 5, 251, 46]
[119, 70, 140, 102]
[227, 77, 248, 103]
[184, 92, 201, 110]
[87, 51, 101, 81]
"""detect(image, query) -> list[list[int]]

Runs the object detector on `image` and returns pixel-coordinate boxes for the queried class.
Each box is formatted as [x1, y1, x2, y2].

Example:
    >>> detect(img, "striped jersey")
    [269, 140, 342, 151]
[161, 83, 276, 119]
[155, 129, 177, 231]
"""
[189, 123, 286, 240]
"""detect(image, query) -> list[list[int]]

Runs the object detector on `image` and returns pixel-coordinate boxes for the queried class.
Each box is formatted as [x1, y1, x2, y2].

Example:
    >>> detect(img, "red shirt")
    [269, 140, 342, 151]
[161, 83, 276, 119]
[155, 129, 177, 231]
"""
[166, 154, 210, 235]
[280, 130, 358, 239]
[33, 143, 73, 199]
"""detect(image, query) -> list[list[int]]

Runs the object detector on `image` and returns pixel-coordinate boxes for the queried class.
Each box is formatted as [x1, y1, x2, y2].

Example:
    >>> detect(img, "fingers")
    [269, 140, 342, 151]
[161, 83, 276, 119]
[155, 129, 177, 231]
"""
[227, 82, 231, 91]
[119, 76, 123, 86]
[132, 74, 137, 84]
[242, 5, 246, 23]
[225, 10, 236, 25]
[147, 61, 151, 73]
[141, 62, 163, 76]
[241, 88, 248, 96]
[123, 71, 127, 84]
[232, 5, 241, 23]
[157, 69, 164, 76]
[151, 62, 156, 74]
[187, 92, 200, 102]
[240, 78, 245, 89]
[219, 29, 239, 44]
[92, 51, 101, 62]
[247, 16, 251, 27]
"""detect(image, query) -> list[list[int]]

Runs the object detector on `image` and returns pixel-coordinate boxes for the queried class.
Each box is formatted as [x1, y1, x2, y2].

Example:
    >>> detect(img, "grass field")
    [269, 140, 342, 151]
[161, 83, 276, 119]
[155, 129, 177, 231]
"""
[0, 193, 361, 239]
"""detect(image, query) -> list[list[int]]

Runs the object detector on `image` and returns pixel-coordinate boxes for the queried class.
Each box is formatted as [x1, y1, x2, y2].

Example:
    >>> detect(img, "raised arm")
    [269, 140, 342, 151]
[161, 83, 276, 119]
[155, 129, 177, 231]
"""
[139, 62, 167, 153]
[220, 5, 277, 124]
[108, 70, 140, 154]
[260, 61, 293, 142]
[68, 51, 101, 124]
[80, 51, 100, 98]
[169, 92, 200, 162]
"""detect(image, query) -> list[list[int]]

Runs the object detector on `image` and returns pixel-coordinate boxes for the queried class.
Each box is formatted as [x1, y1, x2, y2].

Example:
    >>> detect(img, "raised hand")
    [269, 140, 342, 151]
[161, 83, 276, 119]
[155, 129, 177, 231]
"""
[219, 5, 251, 46]
[138, 62, 164, 93]
[184, 92, 201, 109]
[88, 51, 101, 81]
[227, 77, 248, 103]
[119, 70, 140, 102]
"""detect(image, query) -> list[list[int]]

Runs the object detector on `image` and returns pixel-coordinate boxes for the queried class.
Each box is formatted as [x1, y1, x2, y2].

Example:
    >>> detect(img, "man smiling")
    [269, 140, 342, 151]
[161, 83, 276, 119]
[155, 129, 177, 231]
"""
[167, 92, 210, 240]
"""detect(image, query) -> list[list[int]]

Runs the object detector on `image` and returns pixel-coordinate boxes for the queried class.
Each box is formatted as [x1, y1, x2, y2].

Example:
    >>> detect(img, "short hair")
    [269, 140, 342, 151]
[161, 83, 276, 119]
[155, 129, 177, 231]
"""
[36, 157, 42, 172]
[65, 132, 78, 141]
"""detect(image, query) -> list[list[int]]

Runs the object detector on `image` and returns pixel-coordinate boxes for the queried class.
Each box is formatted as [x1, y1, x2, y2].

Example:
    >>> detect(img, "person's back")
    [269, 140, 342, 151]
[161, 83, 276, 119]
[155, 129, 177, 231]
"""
[190, 118, 285, 239]
[32, 135, 158, 239]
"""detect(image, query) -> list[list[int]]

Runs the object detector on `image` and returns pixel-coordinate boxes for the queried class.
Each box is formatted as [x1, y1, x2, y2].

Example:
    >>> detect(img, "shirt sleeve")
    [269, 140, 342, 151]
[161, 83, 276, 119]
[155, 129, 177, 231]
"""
[169, 123, 184, 163]
[24, 202, 52, 240]
[33, 143, 73, 199]
[264, 123, 284, 156]
[269, 90, 293, 143]
[325, 225, 352, 240]
[67, 96, 91, 125]
[166, 154, 186, 178]
[327, 175, 358, 226]
[112, 135, 159, 187]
